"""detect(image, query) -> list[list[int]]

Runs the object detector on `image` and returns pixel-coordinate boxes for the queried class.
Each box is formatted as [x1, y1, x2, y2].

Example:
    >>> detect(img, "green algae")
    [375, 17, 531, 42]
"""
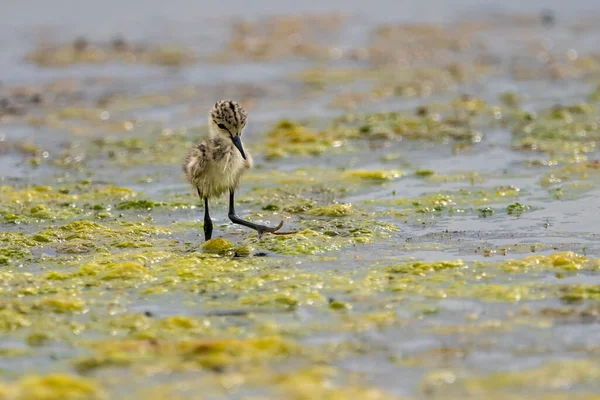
[2, 205, 76, 224]
[477, 206, 494, 217]
[254, 218, 398, 255]
[115, 241, 153, 248]
[425, 171, 484, 184]
[0, 183, 140, 224]
[337, 311, 399, 333]
[559, 284, 600, 302]
[506, 202, 530, 216]
[0, 229, 597, 397]
[385, 260, 466, 275]
[240, 292, 303, 308]
[263, 120, 355, 159]
[0, 232, 37, 264]
[540, 161, 600, 190]
[524, 304, 600, 322]
[329, 299, 352, 310]
[420, 360, 600, 398]
[501, 252, 591, 272]
[512, 102, 600, 156]
[104, 130, 202, 166]
[209, 13, 346, 63]
[25, 39, 196, 67]
[0, 309, 32, 332]
[0, 247, 30, 265]
[297, 62, 491, 107]
[308, 203, 353, 217]
[77, 336, 300, 374]
[27, 108, 139, 137]
[344, 169, 403, 181]
[6, 374, 106, 400]
[499, 91, 521, 108]
[274, 365, 398, 400]
[202, 238, 235, 255]
[34, 296, 87, 313]
[399, 346, 468, 367]
[82, 261, 153, 281]
[0, 218, 174, 265]
[3, 14, 600, 400]
[362, 252, 599, 302]
[326, 94, 503, 145]
[241, 167, 382, 212]
[373, 186, 522, 222]
[47, 220, 171, 245]
[415, 169, 436, 177]
[0, 348, 31, 359]
[55, 106, 119, 122]
[115, 199, 166, 210]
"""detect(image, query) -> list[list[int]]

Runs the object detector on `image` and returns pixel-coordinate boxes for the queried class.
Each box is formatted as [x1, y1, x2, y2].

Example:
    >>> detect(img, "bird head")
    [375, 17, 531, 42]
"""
[209, 100, 248, 160]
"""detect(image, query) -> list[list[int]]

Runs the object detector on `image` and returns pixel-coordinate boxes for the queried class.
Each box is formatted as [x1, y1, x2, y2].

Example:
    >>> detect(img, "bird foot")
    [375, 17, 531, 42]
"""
[256, 220, 297, 239]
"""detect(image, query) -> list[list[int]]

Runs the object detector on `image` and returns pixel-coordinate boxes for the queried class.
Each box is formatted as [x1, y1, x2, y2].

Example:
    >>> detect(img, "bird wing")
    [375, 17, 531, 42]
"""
[183, 141, 209, 184]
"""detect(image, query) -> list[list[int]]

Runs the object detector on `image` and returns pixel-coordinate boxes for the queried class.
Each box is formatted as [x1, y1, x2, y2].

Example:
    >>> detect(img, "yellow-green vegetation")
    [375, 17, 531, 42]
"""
[298, 63, 492, 108]
[346, 109, 484, 143]
[75, 335, 300, 374]
[364, 252, 600, 301]
[201, 238, 236, 255]
[260, 100, 498, 159]
[540, 160, 600, 187]
[372, 186, 523, 223]
[1, 374, 106, 400]
[0, 248, 596, 398]
[4, 10, 600, 400]
[0, 182, 200, 225]
[208, 13, 347, 63]
[263, 120, 357, 159]
[308, 203, 353, 217]
[0, 185, 597, 394]
[0, 219, 173, 265]
[512, 103, 600, 156]
[255, 218, 398, 255]
[419, 171, 484, 185]
[0, 183, 137, 223]
[255, 229, 338, 255]
[499, 91, 522, 108]
[3, 89, 600, 397]
[26, 39, 196, 67]
[505, 202, 530, 216]
[344, 169, 403, 181]
[420, 360, 600, 398]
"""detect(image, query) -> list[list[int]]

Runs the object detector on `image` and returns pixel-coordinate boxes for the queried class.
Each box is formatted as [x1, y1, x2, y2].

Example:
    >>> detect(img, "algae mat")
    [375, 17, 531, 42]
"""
[1, 4, 600, 399]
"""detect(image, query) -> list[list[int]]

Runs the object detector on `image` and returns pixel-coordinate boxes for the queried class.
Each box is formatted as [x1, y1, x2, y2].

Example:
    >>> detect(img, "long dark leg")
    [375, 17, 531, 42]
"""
[198, 189, 213, 241]
[228, 190, 284, 238]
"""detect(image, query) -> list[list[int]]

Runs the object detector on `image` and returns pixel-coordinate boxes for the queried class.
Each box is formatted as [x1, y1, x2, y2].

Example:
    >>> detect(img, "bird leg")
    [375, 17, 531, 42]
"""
[228, 190, 292, 239]
[199, 190, 213, 241]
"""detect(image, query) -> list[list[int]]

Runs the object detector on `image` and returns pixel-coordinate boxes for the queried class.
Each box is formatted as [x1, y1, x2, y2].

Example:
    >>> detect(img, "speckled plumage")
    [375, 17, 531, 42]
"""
[183, 101, 252, 199]
[209, 100, 247, 135]
[184, 137, 252, 198]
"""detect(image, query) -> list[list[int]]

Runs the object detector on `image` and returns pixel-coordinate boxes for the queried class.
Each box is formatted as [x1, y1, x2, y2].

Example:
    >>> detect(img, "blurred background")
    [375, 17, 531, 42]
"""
[4, 0, 598, 28]
[2, 0, 600, 399]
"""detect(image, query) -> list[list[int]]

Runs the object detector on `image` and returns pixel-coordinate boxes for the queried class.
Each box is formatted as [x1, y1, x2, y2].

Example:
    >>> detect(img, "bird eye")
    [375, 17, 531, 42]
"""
[217, 123, 226, 130]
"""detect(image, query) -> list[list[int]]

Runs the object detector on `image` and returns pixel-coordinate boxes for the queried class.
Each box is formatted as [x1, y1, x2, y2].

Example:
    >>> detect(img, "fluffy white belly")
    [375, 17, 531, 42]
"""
[195, 155, 246, 198]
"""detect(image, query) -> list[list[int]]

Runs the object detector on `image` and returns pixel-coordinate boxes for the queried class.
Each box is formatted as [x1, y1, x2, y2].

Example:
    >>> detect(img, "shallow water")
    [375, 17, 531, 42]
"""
[1, 1, 600, 399]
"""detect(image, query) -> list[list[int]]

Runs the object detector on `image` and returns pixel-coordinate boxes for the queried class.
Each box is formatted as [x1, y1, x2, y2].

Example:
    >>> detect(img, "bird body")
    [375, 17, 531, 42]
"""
[184, 136, 252, 198]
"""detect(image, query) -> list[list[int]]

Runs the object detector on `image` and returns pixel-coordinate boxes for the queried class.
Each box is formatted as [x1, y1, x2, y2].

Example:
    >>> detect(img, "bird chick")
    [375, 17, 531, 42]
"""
[184, 100, 286, 241]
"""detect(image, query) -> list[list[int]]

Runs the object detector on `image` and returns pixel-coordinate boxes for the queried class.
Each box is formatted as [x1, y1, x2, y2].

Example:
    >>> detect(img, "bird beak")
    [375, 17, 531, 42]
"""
[231, 136, 247, 160]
